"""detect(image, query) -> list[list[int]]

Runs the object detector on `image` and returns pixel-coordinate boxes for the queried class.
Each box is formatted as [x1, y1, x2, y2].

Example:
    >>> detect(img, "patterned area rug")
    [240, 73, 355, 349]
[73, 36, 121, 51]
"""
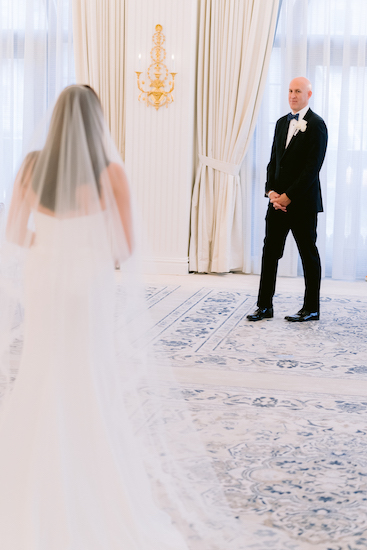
[145, 286, 367, 380]
[3, 281, 367, 548]
[141, 284, 367, 549]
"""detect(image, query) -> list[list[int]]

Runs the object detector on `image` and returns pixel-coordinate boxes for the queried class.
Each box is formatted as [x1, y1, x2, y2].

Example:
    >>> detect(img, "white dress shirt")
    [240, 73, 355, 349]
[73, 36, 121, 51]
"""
[267, 104, 310, 198]
[285, 105, 309, 148]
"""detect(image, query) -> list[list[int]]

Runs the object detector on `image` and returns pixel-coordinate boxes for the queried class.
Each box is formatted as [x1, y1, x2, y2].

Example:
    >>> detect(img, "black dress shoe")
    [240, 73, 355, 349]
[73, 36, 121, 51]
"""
[285, 310, 319, 322]
[247, 307, 273, 321]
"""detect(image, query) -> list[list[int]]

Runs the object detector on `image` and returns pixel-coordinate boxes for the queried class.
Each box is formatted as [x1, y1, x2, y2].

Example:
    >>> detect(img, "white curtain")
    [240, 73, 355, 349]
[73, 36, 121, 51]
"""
[0, 0, 74, 203]
[189, 0, 280, 273]
[72, 0, 125, 159]
[242, 0, 367, 281]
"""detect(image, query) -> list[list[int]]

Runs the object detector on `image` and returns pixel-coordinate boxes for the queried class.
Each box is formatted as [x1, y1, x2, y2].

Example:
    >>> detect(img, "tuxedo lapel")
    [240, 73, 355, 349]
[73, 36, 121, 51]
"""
[282, 131, 298, 157]
[278, 118, 289, 155]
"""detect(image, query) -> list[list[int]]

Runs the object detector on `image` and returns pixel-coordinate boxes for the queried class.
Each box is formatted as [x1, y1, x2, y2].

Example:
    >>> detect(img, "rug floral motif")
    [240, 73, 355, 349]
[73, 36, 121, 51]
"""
[148, 383, 367, 549]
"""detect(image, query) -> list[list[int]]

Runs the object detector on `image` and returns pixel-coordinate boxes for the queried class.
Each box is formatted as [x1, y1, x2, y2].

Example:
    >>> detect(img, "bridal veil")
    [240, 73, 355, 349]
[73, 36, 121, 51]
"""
[0, 85, 247, 549]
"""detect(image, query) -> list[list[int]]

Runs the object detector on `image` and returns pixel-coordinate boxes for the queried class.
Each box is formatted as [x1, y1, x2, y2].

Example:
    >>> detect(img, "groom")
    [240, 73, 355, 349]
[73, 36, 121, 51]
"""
[247, 77, 328, 322]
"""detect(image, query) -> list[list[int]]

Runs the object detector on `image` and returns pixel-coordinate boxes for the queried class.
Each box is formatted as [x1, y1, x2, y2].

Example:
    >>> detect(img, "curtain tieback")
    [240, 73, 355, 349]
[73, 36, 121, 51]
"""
[199, 154, 240, 177]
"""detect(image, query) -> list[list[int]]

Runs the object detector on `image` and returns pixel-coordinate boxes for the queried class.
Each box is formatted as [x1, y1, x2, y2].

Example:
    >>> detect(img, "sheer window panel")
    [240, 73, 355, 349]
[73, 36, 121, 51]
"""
[1, 58, 24, 200]
[241, 0, 367, 281]
[0, 0, 75, 202]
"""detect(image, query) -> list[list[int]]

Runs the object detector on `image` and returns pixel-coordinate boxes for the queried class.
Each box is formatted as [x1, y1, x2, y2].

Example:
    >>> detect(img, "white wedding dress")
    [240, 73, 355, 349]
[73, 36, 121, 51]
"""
[0, 85, 248, 550]
[0, 211, 188, 550]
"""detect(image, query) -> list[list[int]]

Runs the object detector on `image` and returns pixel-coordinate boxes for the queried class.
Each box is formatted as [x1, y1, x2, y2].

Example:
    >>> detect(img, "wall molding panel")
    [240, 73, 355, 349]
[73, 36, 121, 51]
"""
[125, 0, 199, 275]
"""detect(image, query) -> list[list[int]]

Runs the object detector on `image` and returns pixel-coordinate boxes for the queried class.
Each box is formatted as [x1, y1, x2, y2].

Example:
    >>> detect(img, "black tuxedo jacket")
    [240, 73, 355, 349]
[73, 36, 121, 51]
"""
[265, 108, 328, 213]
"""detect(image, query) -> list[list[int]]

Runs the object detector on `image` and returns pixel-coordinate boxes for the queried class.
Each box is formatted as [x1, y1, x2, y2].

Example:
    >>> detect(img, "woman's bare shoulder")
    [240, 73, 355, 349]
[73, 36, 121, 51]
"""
[15, 151, 40, 192]
[105, 162, 125, 177]
[25, 150, 40, 162]
[103, 162, 129, 189]
[20, 151, 40, 179]
[23, 150, 40, 171]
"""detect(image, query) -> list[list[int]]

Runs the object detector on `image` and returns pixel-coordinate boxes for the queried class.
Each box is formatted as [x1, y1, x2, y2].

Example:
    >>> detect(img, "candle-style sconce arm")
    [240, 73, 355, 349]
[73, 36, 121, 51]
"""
[167, 73, 177, 94]
[135, 25, 177, 110]
[135, 72, 146, 102]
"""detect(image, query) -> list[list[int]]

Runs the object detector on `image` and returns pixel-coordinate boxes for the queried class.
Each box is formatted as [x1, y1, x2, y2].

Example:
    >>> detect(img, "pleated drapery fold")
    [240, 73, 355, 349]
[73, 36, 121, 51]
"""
[72, 0, 126, 158]
[189, 0, 280, 273]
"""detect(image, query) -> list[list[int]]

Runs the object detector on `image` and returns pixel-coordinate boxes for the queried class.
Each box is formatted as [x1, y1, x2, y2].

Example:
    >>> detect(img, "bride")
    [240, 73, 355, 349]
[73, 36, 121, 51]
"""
[0, 85, 245, 550]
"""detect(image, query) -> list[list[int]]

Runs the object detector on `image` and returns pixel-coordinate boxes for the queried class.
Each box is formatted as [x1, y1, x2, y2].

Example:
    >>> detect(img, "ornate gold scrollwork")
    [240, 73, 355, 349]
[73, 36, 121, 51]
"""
[135, 25, 176, 110]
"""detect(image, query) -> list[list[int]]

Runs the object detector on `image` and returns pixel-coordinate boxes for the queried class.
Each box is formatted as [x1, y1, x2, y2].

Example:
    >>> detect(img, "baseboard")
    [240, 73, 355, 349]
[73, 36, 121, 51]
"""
[142, 256, 189, 275]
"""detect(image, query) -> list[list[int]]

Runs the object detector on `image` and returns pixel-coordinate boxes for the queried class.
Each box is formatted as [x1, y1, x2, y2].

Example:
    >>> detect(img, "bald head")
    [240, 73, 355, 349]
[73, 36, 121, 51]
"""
[288, 77, 312, 113]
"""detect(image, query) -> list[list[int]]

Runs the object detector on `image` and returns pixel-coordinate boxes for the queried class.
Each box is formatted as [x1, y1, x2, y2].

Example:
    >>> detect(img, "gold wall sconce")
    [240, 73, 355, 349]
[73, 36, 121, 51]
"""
[135, 24, 177, 110]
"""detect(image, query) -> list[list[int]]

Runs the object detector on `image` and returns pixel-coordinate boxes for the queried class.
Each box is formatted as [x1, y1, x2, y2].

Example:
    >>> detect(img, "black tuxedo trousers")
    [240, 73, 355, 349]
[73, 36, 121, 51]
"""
[257, 205, 321, 312]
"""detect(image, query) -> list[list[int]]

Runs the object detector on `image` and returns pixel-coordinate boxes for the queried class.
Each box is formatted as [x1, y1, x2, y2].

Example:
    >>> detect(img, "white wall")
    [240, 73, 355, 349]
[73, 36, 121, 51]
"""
[125, 0, 199, 274]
